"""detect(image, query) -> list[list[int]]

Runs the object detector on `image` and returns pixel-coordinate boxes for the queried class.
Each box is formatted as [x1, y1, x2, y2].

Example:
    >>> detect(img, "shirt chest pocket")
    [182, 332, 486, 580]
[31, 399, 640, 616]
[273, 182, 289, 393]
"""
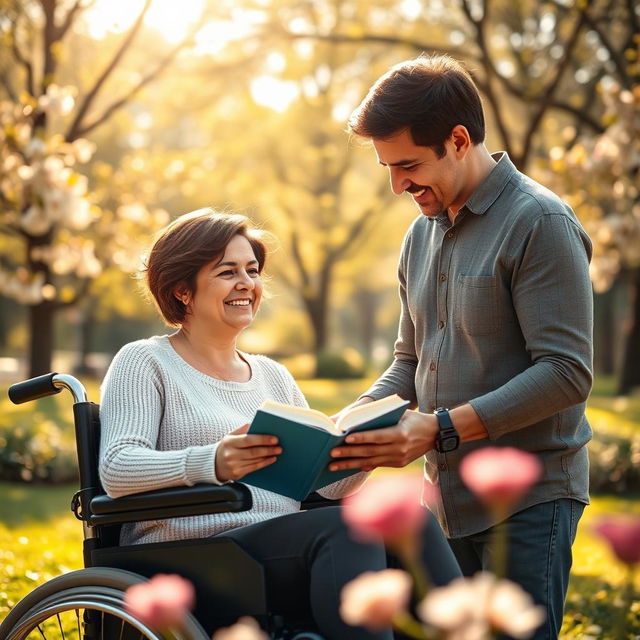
[452, 275, 499, 336]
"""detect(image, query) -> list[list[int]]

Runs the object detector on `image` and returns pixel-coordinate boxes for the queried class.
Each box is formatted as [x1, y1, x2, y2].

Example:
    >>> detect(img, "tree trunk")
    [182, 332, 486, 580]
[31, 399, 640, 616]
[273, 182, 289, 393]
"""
[74, 303, 95, 375]
[353, 288, 378, 363]
[28, 299, 56, 377]
[306, 296, 328, 354]
[617, 268, 640, 395]
[593, 286, 616, 375]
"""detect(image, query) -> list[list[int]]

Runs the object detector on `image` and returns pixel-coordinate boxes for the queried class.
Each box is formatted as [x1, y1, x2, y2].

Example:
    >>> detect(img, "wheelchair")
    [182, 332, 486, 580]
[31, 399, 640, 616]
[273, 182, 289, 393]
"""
[1, 373, 330, 640]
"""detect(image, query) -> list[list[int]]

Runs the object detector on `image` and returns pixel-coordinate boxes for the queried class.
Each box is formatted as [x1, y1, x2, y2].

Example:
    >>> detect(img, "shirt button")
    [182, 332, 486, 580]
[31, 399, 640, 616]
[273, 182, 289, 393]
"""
[429, 362, 436, 371]
[439, 273, 447, 281]
[447, 231, 455, 238]
[438, 320, 445, 329]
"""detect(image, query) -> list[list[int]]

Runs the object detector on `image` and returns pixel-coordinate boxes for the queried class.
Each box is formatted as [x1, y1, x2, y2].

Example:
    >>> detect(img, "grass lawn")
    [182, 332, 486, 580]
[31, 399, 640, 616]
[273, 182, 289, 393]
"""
[1, 374, 639, 636]
[1, 486, 638, 637]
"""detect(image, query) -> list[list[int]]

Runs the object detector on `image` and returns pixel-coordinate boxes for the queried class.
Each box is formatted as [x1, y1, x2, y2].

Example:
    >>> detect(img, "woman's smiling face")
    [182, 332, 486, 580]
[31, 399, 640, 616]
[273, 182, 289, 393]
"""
[185, 234, 263, 333]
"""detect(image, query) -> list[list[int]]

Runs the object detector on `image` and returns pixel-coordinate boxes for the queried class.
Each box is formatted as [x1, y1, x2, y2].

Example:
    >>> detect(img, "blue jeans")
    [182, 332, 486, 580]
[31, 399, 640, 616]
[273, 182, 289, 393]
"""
[447, 499, 585, 640]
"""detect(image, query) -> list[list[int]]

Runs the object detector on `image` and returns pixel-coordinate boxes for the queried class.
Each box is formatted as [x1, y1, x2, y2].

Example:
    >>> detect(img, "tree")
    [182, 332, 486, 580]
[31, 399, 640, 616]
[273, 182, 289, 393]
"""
[0, 0, 217, 376]
[210, 5, 412, 362]
[270, 0, 640, 385]
[540, 82, 640, 393]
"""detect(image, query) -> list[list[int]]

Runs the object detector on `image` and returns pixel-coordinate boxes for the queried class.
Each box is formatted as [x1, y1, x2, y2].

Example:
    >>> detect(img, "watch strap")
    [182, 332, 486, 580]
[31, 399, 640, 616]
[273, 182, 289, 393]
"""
[434, 407, 455, 430]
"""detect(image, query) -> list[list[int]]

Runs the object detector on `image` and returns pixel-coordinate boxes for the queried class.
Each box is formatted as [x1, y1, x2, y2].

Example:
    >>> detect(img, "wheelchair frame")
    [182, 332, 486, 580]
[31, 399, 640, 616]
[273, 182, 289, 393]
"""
[1, 373, 326, 640]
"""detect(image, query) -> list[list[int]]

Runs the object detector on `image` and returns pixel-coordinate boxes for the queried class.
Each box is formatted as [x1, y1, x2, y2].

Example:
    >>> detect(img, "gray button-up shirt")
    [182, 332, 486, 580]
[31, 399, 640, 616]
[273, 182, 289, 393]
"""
[364, 152, 593, 538]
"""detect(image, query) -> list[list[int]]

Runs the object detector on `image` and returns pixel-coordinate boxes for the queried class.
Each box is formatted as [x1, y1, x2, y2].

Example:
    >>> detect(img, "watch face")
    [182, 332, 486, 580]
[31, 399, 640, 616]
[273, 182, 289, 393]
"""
[440, 436, 459, 452]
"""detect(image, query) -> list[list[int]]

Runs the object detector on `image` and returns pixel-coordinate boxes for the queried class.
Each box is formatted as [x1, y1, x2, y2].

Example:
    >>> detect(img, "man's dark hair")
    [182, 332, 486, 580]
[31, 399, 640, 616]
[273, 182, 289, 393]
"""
[348, 55, 485, 157]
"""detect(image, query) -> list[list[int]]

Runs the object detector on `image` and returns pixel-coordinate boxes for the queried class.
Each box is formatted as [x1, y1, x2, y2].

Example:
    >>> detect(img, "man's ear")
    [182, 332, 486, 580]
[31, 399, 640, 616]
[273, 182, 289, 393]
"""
[450, 125, 471, 157]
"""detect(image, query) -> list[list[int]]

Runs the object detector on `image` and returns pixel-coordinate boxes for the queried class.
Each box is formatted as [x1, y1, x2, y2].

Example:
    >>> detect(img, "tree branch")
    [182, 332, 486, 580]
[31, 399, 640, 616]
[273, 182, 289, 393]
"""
[519, 3, 591, 165]
[581, 9, 631, 86]
[459, 0, 514, 157]
[10, 23, 35, 96]
[272, 24, 460, 59]
[66, 0, 153, 141]
[55, 0, 93, 41]
[0, 69, 18, 102]
[67, 4, 216, 141]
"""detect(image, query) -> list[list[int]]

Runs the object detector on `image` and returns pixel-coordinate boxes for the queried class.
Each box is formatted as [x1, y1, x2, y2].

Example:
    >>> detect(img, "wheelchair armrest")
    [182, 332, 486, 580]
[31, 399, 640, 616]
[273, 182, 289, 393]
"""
[87, 482, 252, 526]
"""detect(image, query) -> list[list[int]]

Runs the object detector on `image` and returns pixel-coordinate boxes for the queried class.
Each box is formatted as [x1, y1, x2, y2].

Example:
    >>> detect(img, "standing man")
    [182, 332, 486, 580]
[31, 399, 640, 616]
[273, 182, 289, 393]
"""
[329, 55, 593, 639]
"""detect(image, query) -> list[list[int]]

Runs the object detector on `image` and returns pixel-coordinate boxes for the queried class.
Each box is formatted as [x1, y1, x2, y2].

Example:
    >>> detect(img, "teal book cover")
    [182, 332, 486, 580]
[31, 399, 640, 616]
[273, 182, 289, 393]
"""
[241, 398, 409, 501]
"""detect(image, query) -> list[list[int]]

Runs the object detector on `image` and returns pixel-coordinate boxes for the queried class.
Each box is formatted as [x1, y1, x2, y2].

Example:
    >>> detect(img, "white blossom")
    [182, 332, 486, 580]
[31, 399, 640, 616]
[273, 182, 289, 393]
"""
[418, 572, 545, 640]
[38, 85, 75, 117]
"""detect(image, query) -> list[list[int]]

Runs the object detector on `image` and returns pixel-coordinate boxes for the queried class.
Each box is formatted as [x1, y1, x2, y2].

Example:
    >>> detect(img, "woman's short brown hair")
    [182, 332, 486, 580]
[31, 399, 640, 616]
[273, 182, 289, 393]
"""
[145, 208, 267, 326]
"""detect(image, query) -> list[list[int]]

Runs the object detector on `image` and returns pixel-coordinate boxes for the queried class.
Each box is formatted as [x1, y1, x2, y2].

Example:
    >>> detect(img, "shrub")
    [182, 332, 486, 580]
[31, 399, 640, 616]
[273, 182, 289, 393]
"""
[0, 415, 78, 483]
[588, 431, 640, 493]
[315, 349, 366, 379]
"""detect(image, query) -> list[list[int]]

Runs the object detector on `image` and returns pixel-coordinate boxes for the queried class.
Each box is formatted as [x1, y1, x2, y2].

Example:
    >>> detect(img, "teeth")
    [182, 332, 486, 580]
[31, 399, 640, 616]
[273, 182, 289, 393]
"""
[413, 188, 426, 197]
[226, 300, 251, 306]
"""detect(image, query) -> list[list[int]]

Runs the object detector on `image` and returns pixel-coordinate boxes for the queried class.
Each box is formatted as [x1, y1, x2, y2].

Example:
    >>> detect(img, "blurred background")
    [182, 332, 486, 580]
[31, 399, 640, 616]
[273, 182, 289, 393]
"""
[0, 0, 638, 388]
[0, 1, 639, 635]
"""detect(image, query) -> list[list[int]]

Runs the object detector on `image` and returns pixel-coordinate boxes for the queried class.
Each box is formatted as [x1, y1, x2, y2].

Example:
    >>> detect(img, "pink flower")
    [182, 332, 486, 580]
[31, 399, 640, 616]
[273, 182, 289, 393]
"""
[342, 472, 432, 544]
[593, 514, 640, 565]
[212, 616, 268, 640]
[460, 447, 541, 512]
[340, 569, 413, 630]
[124, 574, 195, 630]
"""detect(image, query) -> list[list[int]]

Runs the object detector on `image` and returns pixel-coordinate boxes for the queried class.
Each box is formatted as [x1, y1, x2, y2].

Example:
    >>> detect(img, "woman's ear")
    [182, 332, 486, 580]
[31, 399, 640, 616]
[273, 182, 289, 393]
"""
[174, 286, 190, 306]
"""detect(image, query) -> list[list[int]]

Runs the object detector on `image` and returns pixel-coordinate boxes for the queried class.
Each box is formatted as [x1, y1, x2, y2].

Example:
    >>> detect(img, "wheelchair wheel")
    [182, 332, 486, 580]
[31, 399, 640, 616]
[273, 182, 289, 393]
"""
[0, 568, 209, 640]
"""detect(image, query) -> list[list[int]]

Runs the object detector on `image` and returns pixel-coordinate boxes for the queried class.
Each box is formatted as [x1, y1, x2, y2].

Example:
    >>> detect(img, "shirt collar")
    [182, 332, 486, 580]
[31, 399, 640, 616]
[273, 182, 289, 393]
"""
[463, 151, 517, 216]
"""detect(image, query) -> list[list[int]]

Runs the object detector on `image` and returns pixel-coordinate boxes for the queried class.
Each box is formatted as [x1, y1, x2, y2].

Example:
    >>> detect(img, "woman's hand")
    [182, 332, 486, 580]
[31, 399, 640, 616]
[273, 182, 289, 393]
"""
[215, 423, 282, 482]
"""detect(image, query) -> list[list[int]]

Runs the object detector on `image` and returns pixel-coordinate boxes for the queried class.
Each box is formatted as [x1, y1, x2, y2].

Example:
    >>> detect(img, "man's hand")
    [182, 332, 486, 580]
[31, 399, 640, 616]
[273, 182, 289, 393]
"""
[215, 424, 282, 482]
[328, 410, 438, 472]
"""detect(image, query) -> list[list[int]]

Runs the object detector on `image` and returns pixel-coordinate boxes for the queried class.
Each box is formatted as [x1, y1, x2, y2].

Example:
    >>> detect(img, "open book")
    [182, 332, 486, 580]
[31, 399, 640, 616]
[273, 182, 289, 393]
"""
[241, 394, 410, 500]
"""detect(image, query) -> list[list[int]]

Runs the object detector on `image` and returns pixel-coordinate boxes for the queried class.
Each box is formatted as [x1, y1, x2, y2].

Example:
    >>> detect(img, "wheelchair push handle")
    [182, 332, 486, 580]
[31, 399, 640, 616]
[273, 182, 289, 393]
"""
[9, 372, 88, 404]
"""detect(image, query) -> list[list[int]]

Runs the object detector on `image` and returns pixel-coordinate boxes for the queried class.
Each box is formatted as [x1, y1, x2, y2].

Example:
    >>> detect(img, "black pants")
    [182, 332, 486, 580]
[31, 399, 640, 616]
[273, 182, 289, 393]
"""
[214, 506, 461, 640]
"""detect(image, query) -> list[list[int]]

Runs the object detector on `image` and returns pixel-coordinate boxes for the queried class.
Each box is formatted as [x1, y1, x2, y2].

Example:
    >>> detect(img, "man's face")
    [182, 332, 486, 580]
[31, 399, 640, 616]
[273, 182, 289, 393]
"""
[372, 129, 466, 218]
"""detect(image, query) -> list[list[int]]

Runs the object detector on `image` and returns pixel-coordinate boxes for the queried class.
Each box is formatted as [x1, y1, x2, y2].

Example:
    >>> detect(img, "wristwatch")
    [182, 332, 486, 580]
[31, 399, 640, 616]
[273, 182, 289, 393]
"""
[434, 408, 460, 453]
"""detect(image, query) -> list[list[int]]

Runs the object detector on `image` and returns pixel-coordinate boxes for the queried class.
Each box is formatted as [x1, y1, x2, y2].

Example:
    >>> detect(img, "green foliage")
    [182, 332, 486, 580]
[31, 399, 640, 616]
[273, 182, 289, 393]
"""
[314, 349, 366, 379]
[0, 379, 101, 483]
[0, 414, 77, 482]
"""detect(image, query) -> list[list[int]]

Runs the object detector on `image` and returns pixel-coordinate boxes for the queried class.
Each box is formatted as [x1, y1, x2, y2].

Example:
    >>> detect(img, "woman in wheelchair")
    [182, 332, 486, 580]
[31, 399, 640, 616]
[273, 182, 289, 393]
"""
[98, 208, 461, 640]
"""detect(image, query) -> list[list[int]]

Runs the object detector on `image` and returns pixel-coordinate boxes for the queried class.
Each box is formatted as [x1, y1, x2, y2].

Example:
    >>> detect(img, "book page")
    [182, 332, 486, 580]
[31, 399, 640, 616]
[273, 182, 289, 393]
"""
[336, 394, 407, 432]
[259, 401, 340, 434]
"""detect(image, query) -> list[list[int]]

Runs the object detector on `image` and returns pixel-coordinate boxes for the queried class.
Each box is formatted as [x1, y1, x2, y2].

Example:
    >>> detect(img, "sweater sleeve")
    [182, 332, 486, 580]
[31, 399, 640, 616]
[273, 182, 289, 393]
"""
[99, 343, 220, 498]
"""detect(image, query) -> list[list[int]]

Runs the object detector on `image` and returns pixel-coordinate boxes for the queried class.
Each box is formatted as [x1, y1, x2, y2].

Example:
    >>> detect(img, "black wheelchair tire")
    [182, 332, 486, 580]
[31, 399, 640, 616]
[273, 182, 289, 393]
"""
[0, 567, 208, 640]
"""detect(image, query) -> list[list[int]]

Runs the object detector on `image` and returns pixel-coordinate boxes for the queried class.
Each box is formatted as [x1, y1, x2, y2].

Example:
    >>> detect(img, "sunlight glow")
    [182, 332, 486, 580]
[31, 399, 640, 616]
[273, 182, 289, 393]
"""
[250, 76, 299, 112]
[193, 19, 257, 55]
[83, 0, 205, 44]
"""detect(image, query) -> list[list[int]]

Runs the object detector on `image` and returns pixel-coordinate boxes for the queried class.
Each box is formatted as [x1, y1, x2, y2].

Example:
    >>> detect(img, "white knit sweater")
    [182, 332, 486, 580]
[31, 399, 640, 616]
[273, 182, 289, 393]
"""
[99, 335, 366, 545]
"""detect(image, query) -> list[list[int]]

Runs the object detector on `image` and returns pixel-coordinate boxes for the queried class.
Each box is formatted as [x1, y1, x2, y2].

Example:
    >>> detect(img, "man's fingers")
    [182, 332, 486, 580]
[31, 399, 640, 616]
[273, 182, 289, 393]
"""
[343, 425, 399, 445]
[328, 455, 396, 472]
[331, 444, 398, 458]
